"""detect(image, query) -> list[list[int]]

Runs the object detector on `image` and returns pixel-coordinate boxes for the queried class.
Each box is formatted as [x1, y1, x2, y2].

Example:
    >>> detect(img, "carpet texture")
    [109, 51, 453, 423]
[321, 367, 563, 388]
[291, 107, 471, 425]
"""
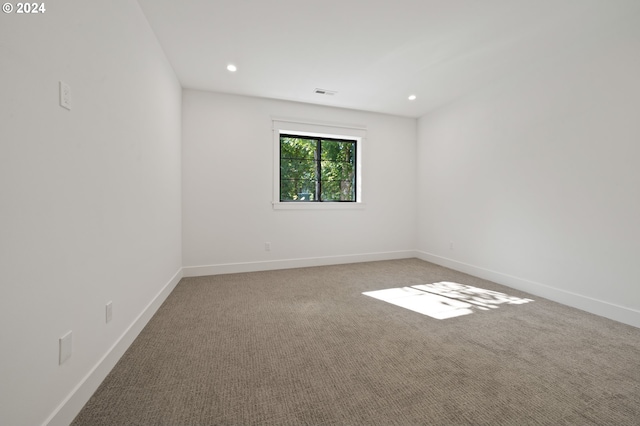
[72, 259, 640, 425]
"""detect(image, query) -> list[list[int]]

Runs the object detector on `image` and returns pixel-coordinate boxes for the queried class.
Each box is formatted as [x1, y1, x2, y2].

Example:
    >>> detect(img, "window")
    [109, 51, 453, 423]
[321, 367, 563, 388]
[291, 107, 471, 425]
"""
[280, 134, 356, 202]
[272, 119, 365, 210]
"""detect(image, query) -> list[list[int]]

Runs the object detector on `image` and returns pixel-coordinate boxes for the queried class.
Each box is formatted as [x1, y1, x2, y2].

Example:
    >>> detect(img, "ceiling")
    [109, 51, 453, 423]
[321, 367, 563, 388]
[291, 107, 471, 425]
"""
[136, 0, 631, 118]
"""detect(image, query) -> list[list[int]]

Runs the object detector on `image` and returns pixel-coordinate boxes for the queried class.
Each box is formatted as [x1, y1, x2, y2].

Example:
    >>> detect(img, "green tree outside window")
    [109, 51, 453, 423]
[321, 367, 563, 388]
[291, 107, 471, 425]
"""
[280, 135, 356, 202]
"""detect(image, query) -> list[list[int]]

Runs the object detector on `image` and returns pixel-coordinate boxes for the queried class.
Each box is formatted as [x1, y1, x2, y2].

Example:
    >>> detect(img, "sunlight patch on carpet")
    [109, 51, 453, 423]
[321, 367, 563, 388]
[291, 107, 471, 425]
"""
[363, 282, 534, 319]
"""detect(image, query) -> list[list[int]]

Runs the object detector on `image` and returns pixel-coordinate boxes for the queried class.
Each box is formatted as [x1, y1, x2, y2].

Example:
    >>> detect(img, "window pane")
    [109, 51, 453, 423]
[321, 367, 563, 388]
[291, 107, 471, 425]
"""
[320, 179, 340, 201]
[280, 136, 318, 201]
[281, 137, 315, 160]
[321, 140, 355, 163]
[280, 178, 316, 201]
[320, 140, 355, 201]
[281, 158, 316, 180]
[320, 177, 355, 201]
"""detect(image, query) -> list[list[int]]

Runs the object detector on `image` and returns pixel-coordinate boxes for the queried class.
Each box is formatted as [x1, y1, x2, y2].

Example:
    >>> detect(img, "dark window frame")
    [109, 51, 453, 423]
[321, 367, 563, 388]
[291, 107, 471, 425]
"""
[279, 133, 357, 203]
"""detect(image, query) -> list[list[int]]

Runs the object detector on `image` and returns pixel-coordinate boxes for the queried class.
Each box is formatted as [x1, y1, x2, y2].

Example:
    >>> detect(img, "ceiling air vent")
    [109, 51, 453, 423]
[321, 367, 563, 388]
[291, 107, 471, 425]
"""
[314, 88, 337, 96]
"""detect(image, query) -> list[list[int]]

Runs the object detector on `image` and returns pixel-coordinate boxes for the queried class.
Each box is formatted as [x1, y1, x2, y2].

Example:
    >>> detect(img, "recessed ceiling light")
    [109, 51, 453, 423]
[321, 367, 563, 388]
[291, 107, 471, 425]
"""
[227, 64, 237, 72]
[408, 95, 417, 101]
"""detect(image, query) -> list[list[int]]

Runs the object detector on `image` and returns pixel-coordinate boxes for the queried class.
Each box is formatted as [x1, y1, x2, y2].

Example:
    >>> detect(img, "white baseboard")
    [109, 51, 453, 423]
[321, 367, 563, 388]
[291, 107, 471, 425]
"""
[44, 268, 184, 426]
[183, 250, 418, 277]
[416, 250, 640, 329]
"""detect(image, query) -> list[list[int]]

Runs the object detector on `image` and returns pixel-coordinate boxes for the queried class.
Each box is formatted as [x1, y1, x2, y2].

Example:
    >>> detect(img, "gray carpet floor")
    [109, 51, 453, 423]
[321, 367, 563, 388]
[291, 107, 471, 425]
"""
[72, 259, 640, 425]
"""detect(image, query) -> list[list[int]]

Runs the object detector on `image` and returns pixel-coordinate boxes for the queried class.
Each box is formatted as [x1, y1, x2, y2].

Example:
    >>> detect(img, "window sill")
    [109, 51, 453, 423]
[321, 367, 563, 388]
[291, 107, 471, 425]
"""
[273, 202, 366, 210]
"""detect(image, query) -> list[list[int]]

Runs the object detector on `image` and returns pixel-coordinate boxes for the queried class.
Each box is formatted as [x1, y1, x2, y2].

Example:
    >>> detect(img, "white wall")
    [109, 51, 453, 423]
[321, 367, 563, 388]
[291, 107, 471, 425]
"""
[182, 90, 417, 274]
[0, 2, 182, 425]
[417, 6, 640, 327]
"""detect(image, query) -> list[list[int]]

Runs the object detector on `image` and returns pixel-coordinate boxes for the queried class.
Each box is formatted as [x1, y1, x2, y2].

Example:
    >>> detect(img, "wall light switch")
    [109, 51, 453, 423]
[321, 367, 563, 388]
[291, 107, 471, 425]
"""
[59, 81, 71, 110]
[106, 301, 113, 323]
[59, 331, 72, 365]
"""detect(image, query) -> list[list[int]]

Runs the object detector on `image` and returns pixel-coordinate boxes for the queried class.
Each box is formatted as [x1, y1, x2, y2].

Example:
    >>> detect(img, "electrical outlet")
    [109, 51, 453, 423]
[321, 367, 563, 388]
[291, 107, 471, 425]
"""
[449, 241, 454, 250]
[265, 242, 271, 251]
[59, 81, 71, 110]
[106, 301, 113, 323]
[59, 331, 72, 365]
